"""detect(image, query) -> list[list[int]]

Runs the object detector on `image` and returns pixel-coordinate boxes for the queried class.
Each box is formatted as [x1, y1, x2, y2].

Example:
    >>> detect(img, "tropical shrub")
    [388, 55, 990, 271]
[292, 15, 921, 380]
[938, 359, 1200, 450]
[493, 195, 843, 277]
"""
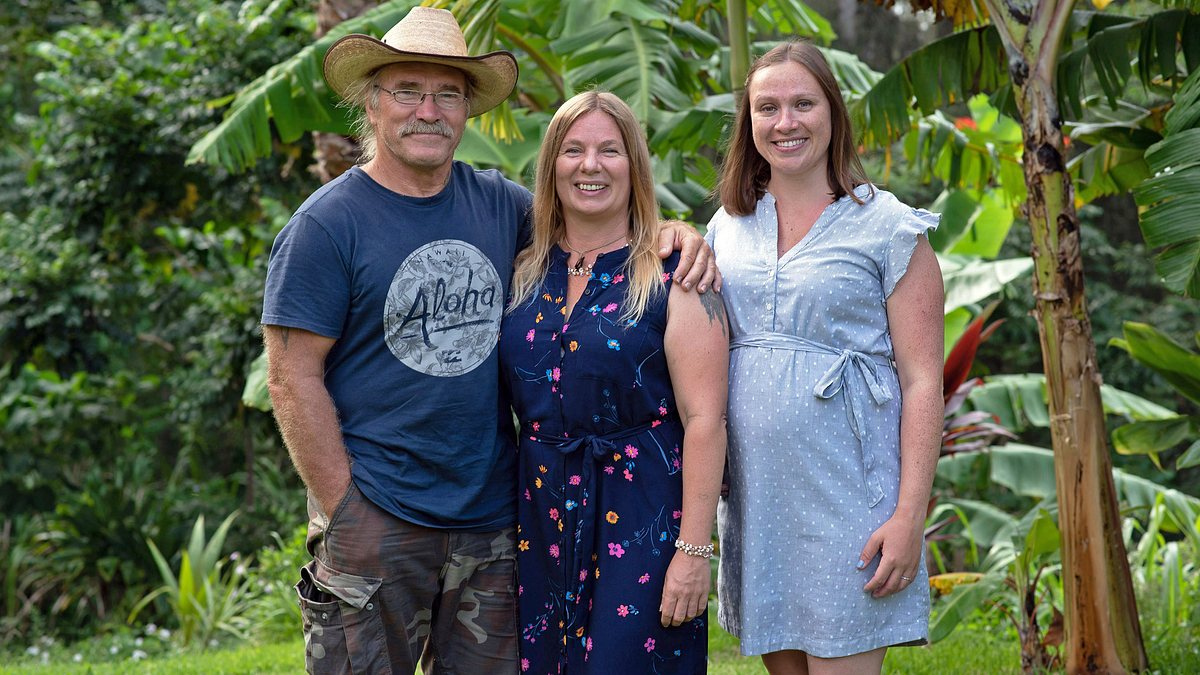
[129, 512, 256, 649]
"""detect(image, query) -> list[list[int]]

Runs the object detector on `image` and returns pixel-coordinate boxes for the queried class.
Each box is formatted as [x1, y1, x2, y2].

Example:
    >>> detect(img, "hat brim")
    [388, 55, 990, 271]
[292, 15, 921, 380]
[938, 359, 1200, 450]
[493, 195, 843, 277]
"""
[323, 34, 518, 117]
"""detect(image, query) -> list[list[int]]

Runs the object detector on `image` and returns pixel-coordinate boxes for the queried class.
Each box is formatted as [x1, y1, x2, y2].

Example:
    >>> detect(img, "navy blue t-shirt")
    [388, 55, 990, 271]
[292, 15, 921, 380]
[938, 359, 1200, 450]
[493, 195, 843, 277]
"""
[262, 162, 531, 531]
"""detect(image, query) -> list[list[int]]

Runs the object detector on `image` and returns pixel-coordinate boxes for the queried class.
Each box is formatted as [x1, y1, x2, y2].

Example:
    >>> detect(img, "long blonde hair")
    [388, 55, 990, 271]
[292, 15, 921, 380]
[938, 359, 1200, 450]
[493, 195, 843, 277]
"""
[509, 91, 663, 323]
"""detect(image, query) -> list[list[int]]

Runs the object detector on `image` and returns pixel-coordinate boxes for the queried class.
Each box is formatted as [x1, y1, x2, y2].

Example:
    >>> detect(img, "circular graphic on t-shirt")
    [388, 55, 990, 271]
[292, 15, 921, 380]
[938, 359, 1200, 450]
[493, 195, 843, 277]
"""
[384, 239, 503, 377]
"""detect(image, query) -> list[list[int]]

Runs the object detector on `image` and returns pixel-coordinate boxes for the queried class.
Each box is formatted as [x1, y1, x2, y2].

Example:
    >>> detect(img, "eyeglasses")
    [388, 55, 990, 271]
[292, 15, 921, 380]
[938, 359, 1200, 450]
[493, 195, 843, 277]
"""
[375, 86, 468, 111]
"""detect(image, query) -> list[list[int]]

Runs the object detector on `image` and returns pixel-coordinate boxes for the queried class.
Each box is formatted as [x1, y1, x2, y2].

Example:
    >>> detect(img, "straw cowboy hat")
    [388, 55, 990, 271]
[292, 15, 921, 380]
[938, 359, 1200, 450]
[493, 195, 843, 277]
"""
[323, 7, 518, 117]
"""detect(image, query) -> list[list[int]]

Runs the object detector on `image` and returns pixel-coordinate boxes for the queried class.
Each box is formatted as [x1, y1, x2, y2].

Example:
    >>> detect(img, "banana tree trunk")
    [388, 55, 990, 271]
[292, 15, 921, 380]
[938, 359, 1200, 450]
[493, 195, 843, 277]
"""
[985, 0, 1148, 672]
[312, 0, 380, 183]
[726, 0, 749, 98]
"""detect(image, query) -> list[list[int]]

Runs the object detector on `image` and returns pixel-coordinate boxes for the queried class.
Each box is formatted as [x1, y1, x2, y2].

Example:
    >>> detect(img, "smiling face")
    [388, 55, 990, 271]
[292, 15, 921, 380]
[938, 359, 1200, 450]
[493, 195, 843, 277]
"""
[748, 60, 832, 191]
[367, 62, 469, 175]
[554, 110, 632, 228]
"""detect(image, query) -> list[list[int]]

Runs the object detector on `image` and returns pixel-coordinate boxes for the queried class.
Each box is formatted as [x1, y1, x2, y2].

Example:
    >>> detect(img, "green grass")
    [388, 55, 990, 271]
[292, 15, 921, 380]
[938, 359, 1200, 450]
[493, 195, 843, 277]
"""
[4, 609, 1196, 674]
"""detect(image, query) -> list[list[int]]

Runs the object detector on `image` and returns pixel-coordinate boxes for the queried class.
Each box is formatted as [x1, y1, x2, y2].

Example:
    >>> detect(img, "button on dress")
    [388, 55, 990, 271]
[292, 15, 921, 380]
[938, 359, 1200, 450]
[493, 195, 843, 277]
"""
[707, 186, 937, 658]
[499, 247, 706, 673]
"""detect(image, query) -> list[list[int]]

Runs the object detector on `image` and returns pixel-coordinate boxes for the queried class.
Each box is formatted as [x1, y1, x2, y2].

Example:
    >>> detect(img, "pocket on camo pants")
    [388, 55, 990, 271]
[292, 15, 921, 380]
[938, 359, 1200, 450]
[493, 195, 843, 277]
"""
[295, 557, 389, 674]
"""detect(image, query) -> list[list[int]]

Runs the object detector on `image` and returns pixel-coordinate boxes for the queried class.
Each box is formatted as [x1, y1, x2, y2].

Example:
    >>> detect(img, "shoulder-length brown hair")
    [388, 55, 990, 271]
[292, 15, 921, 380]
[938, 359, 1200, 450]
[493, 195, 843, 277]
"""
[509, 90, 663, 323]
[717, 40, 871, 216]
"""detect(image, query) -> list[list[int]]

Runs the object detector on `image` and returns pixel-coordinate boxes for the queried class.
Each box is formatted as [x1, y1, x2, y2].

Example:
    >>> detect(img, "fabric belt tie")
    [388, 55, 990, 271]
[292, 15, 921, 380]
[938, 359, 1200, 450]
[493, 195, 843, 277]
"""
[731, 332, 894, 508]
[523, 419, 657, 647]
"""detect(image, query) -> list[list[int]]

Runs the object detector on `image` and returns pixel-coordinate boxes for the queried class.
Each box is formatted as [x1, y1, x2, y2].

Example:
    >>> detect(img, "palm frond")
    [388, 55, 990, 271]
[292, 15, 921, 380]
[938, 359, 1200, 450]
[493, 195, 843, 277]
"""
[186, 0, 422, 171]
[1133, 67, 1200, 298]
[856, 25, 1007, 148]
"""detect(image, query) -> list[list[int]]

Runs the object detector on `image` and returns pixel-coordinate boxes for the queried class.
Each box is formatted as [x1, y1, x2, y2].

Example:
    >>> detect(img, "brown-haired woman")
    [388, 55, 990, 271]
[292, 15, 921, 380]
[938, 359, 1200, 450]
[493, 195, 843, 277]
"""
[708, 41, 944, 674]
[501, 90, 729, 673]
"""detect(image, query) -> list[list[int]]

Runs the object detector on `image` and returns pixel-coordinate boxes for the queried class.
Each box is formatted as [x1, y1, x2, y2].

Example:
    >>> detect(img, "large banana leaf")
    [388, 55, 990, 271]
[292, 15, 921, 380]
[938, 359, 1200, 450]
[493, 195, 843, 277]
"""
[1132, 67, 1200, 298]
[1109, 321, 1200, 468]
[187, 0, 423, 172]
[936, 444, 1200, 519]
[965, 373, 1177, 434]
[938, 254, 1033, 315]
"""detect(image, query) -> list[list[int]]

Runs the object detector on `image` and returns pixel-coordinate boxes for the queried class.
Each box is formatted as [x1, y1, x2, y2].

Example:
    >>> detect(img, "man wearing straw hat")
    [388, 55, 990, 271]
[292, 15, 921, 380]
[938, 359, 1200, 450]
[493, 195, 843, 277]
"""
[261, 7, 715, 673]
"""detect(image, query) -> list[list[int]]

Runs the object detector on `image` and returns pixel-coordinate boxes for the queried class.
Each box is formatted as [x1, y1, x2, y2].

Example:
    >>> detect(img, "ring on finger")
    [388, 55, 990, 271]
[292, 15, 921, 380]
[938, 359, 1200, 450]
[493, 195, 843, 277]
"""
[900, 575, 913, 582]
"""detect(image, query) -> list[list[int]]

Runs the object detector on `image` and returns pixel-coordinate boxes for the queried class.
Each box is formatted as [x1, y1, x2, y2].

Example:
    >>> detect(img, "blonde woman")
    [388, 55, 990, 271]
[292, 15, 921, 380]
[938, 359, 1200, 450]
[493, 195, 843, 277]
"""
[499, 91, 728, 673]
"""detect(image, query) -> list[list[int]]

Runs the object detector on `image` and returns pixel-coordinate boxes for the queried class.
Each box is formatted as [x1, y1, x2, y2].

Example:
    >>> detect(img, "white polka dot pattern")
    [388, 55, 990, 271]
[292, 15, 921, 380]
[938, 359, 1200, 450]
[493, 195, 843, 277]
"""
[706, 186, 938, 658]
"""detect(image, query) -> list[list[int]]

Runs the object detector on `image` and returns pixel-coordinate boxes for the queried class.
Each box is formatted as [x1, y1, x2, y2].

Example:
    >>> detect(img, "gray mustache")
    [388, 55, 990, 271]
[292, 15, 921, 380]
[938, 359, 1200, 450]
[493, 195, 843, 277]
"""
[399, 120, 454, 138]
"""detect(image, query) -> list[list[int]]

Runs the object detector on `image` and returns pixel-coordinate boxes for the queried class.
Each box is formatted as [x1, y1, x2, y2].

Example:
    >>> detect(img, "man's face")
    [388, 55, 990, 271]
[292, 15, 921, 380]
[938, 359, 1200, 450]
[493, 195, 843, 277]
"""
[368, 62, 469, 173]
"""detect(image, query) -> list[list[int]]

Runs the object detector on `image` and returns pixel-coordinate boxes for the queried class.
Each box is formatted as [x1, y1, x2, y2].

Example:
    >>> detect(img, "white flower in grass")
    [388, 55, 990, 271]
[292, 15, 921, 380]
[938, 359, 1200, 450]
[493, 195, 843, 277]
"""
[146, 622, 157, 634]
[73, 654, 83, 663]
[109, 645, 119, 655]
[25, 646, 39, 656]
[209, 639, 219, 648]
[134, 637, 143, 646]
[132, 650, 148, 661]
[158, 628, 171, 640]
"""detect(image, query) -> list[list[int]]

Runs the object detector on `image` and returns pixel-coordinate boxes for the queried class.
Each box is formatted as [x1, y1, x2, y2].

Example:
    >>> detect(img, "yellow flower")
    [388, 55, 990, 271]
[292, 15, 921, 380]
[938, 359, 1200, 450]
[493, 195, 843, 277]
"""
[560, 306, 568, 316]
[606, 511, 619, 524]
[595, 567, 600, 579]
[535, 312, 543, 323]
[929, 572, 983, 596]
[558, 520, 564, 532]
[575, 627, 585, 638]
[539, 464, 548, 474]
[569, 341, 579, 352]
[612, 453, 622, 461]
[518, 540, 530, 552]
[535, 477, 543, 488]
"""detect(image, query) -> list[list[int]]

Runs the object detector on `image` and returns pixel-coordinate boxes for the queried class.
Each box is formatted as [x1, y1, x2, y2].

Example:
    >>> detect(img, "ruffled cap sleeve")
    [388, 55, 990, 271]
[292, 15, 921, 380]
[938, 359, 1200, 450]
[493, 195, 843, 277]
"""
[883, 205, 939, 298]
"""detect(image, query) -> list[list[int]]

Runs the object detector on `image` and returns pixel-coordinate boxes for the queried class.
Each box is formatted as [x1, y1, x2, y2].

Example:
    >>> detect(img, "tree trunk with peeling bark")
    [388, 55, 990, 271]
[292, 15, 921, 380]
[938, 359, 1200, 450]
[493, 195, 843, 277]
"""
[983, 0, 1148, 672]
[312, 0, 379, 183]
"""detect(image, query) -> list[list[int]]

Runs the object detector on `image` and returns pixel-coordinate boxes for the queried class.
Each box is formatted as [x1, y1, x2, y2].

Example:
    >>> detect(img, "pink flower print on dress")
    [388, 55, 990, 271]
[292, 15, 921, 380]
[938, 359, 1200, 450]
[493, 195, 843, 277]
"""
[617, 605, 629, 617]
[658, 405, 668, 416]
[603, 466, 614, 474]
[644, 637, 656, 652]
[623, 468, 634, 481]
[549, 544, 560, 559]
[569, 475, 581, 485]
[673, 510, 682, 520]
[521, 658, 529, 672]
[638, 573, 650, 584]
[603, 303, 618, 313]
[549, 508, 559, 520]
[661, 271, 672, 282]
[608, 542, 625, 558]
[525, 329, 535, 343]
[624, 444, 639, 458]
[613, 274, 624, 283]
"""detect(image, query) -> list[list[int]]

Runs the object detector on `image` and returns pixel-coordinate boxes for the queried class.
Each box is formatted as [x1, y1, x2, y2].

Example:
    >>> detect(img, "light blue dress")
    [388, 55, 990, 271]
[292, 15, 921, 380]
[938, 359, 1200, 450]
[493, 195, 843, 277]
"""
[707, 185, 937, 658]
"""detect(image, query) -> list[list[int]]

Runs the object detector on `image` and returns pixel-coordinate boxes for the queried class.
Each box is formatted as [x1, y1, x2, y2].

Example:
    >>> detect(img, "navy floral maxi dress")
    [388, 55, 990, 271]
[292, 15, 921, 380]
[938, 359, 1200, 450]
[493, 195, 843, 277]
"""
[499, 247, 706, 674]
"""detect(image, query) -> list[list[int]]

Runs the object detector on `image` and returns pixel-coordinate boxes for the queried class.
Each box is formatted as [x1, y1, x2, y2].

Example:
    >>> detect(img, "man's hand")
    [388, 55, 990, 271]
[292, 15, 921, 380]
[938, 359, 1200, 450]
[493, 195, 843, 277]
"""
[657, 220, 721, 292]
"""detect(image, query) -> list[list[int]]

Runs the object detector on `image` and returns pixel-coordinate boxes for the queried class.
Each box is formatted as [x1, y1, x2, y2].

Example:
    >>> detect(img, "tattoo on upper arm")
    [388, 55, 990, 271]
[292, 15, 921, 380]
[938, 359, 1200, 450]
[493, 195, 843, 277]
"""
[280, 327, 290, 349]
[698, 291, 728, 337]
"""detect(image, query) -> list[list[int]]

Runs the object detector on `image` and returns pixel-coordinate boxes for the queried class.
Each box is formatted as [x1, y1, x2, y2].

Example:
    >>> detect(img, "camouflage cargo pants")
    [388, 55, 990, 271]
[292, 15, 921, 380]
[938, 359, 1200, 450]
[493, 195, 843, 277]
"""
[295, 482, 518, 674]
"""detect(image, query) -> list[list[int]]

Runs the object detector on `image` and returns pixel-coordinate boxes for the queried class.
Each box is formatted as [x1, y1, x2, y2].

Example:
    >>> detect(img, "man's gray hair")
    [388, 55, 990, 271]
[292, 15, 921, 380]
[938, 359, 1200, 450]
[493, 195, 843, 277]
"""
[340, 71, 384, 164]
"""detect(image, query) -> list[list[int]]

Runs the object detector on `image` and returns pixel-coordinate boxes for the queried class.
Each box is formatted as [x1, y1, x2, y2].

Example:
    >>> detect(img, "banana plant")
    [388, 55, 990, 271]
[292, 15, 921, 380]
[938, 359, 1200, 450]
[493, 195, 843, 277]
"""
[1109, 321, 1200, 470]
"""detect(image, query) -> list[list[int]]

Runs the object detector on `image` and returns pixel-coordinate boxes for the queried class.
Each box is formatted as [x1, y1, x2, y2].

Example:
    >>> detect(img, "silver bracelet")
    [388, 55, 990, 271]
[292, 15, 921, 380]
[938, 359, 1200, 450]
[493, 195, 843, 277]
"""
[674, 538, 714, 559]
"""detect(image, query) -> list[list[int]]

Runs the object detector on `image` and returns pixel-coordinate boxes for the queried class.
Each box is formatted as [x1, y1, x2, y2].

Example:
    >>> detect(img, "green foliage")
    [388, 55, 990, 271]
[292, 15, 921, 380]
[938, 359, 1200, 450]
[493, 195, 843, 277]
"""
[129, 512, 255, 649]
[244, 525, 307, 643]
[1110, 322, 1200, 470]
[1134, 66, 1200, 298]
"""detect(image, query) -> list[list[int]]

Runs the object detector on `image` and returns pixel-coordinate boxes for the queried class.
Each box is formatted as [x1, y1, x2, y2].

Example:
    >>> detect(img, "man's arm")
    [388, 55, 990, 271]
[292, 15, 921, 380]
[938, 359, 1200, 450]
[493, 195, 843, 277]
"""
[657, 220, 722, 293]
[263, 324, 351, 516]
